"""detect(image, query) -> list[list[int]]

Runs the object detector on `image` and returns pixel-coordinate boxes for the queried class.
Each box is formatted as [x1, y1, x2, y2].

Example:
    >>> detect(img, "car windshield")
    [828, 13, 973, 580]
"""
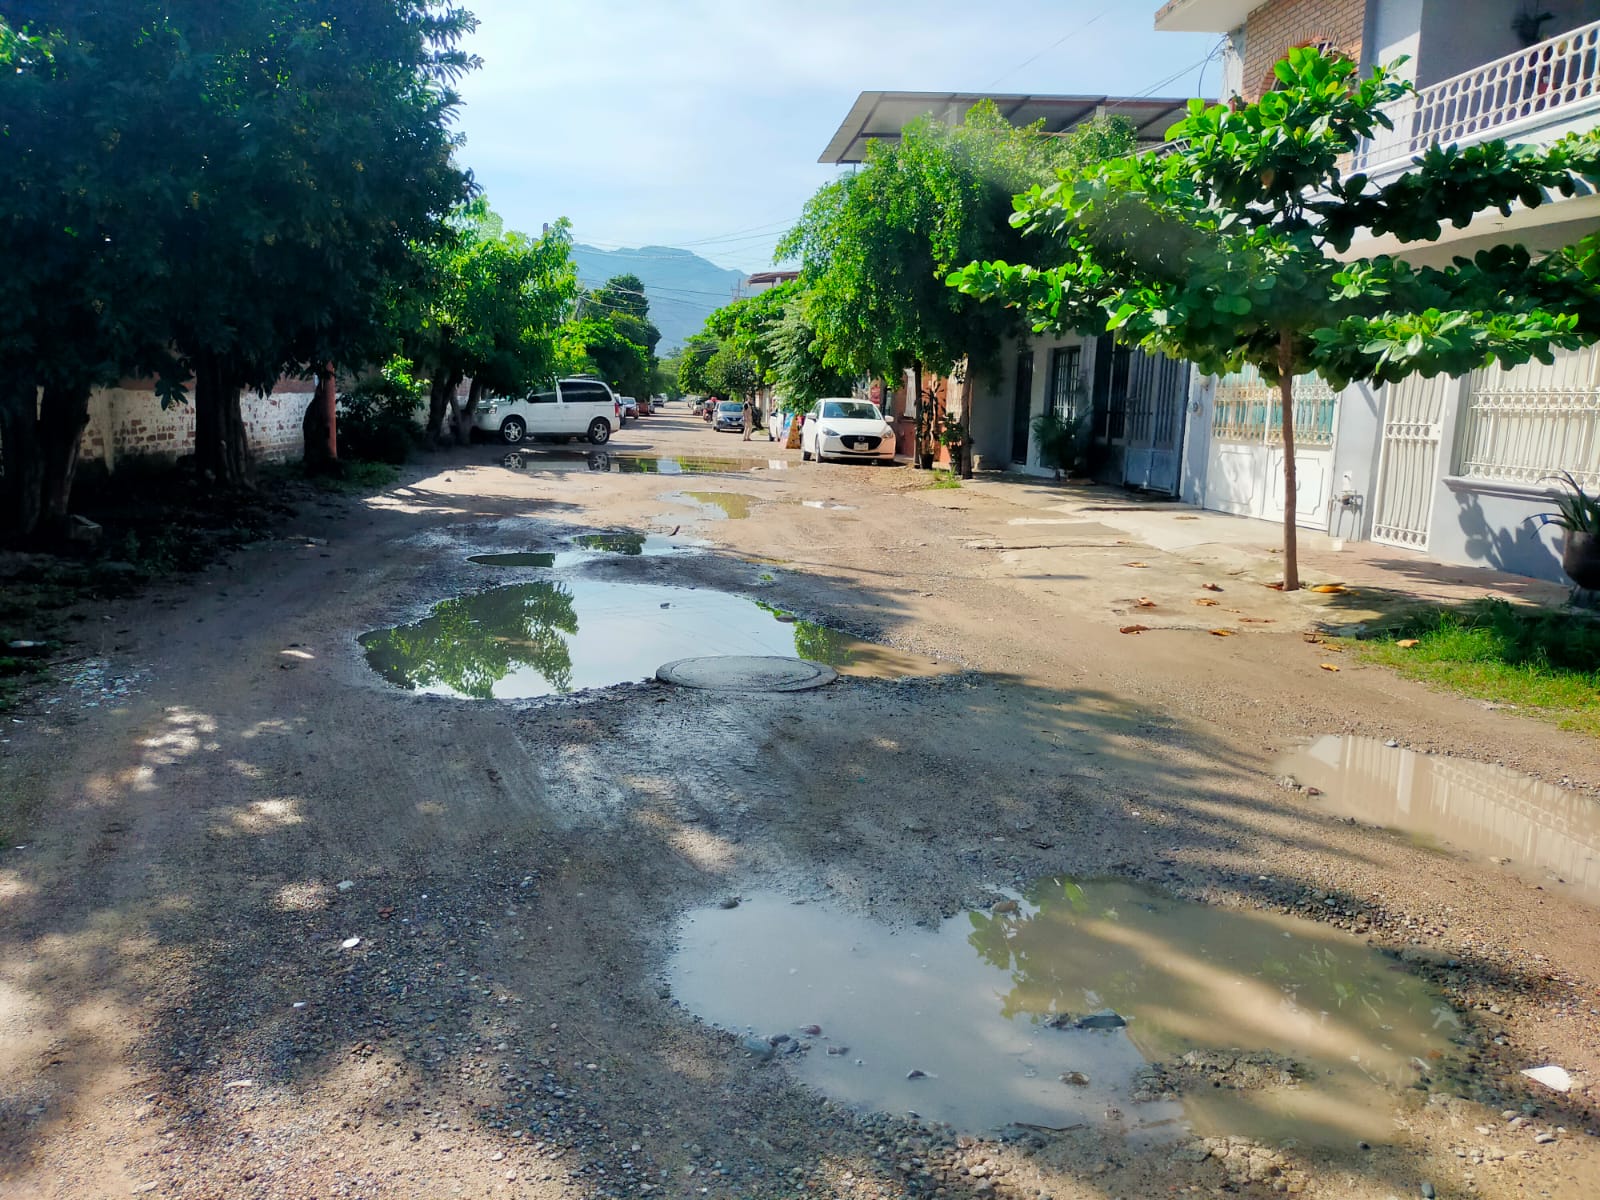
[718, 402, 743, 412]
[821, 401, 880, 420]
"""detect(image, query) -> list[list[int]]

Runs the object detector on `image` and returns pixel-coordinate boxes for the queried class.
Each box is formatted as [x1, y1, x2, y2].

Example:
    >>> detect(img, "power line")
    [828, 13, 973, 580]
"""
[984, 1, 1119, 89]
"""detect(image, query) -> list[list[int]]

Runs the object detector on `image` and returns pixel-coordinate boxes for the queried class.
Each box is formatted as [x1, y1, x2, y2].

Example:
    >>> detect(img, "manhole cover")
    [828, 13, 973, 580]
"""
[656, 655, 837, 692]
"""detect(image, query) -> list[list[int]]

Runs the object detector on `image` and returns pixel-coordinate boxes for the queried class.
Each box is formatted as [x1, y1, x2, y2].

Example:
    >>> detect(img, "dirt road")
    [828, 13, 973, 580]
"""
[3, 408, 1598, 1200]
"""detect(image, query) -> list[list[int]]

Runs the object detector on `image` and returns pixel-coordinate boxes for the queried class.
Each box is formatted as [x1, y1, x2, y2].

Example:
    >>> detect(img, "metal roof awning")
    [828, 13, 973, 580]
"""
[818, 91, 1194, 164]
[1153, 0, 1259, 34]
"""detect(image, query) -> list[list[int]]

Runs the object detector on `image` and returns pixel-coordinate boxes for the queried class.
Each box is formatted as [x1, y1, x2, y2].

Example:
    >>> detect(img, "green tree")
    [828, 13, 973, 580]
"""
[402, 205, 579, 445]
[950, 49, 1600, 588]
[557, 315, 651, 399]
[780, 103, 1134, 474]
[767, 294, 858, 411]
[676, 332, 720, 396]
[706, 342, 762, 403]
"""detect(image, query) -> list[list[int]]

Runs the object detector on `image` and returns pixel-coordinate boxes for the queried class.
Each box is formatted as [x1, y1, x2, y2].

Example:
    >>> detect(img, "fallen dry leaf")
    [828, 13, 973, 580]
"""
[1175, 515, 1200, 521]
[1119, 624, 1150, 635]
[1319, 663, 1340, 672]
[1309, 583, 1346, 594]
[1264, 582, 1285, 591]
[1239, 617, 1274, 624]
[1302, 633, 1324, 644]
[1201, 583, 1223, 592]
[1123, 561, 1149, 568]
[1209, 628, 1235, 637]
[1193, 598, 1219, 607]
[1396, 638, 1420, 649]
[1136, 597, 1157, 608]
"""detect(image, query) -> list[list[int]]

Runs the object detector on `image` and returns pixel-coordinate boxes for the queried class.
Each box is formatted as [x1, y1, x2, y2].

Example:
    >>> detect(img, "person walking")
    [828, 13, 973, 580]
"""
[741, 396, 754, 441]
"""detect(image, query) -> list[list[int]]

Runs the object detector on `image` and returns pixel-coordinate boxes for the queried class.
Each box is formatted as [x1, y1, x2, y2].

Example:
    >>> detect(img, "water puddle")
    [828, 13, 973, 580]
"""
[1279, 735, 1600, 905]
[669, 878, 1459, 1144]
[361, 582, 946, 699]
[468, 534, 700, 569]
[665, 491, 759, 520]
[583, 453, 786, 475]
[802, 500, 857, 511]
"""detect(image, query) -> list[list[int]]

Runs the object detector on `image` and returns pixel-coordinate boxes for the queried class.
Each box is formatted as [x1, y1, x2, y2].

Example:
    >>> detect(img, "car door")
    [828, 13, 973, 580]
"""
[560, 380, 610, 434]
[517, 388, 557, 435]
[805, 404, 820, 453]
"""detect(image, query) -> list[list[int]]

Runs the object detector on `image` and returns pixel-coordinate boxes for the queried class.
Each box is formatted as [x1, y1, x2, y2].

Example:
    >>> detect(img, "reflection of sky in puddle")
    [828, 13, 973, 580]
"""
[668, 879, 1457, 1143]
[361, 582, 946, 698]
[584, 454, 786, 475]
[1280, 735, 1600, 906]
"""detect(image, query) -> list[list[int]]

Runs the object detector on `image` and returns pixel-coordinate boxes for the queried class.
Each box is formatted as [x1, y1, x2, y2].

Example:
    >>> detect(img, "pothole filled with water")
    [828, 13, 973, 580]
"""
[468, 534, 696, 568]
[360, 582, 947, 699]
[668, 878, 1460, 1144]
[585, 453, 786, 475]
[1278, 735, 1600, 905]
[665, 491, 759, 520]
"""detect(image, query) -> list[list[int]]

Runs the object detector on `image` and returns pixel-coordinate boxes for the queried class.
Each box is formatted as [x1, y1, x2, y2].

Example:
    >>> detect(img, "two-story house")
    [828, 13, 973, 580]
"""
[1157, 0, 1600, 581]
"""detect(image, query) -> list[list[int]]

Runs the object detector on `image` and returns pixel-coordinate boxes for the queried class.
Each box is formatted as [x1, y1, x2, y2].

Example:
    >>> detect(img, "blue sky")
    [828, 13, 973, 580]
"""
[453, 2, 1219, 272]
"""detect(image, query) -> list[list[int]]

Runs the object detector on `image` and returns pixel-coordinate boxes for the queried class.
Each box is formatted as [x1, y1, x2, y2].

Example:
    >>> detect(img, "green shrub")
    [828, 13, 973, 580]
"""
[339, 373, 423, 465]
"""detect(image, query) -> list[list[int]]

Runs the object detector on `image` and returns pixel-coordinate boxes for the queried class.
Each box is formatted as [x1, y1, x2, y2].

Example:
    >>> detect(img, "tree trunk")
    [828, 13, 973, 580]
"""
[38, 381, 91, 532]
[426, 370, 460, 447]
[194, 353, 253, 486]
[1277, 331, 1301, 592]
[453, 377, 484, 446]
[0, 370, 43, 542]
[913, 363, 932, 470]
[302, 362, 340, 476]
[960, 365, 975, 480]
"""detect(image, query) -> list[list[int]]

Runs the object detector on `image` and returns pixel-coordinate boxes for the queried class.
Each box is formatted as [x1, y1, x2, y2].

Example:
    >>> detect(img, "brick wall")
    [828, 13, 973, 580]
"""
[1241, 0, 1368, 99]
[80, 380, 308, 471]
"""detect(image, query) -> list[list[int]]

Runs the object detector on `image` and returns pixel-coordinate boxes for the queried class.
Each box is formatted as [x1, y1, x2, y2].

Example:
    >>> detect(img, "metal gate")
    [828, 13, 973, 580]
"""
[1121, 352, 1190, 495]
[1372, 374, 1449, 548]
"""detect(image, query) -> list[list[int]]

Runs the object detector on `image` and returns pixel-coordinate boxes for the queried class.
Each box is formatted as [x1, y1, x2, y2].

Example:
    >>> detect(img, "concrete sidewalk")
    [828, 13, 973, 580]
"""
[934, 474, 1572, 630]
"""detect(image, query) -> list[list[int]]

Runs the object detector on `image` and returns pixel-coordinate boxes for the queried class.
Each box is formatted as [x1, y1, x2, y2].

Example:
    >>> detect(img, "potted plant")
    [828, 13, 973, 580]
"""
[1030, 410, 1090, 480]
[1543, 470, 1600, 588]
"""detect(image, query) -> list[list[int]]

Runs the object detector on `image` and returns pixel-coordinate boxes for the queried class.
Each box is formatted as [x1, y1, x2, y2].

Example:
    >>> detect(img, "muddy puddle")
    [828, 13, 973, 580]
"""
[669, 878, 1459, 1144]
[585, 453, 787, 475]
[468, 534, 695, 568]
[665, 491, 759, 520]
[361, 582, 947, 699]
[1279, 735, 1600, 905]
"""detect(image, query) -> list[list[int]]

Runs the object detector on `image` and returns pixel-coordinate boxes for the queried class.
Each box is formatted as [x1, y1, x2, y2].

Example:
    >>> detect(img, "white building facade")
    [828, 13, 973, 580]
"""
[1157, 0, 1600, 581]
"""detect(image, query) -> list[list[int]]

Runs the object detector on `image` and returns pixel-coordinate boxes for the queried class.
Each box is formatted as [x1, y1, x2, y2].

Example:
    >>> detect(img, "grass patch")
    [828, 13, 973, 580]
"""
[927, 470, 962, 490]
[1355, 598, 1600, 735]
[313, 459, 401, 494]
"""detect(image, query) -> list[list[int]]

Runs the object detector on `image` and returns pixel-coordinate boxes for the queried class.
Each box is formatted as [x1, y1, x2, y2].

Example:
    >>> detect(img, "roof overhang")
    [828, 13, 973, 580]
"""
[1153, 0, 1260, 33]
[818, 91, 1194, 165]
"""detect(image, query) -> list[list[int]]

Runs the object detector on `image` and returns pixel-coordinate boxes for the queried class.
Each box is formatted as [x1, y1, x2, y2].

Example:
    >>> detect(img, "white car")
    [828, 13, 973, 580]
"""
[475, 377, 620, 445]
[801, 398, 897, 464]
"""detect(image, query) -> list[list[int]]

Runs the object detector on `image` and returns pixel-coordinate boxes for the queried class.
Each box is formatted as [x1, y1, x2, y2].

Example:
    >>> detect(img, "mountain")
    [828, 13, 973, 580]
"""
[570, 244, 749, 352]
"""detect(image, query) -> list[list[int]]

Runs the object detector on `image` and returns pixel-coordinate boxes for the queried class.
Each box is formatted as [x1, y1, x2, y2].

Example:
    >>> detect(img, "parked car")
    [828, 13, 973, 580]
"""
[713, 400, 746, 433]
[475, 377, 619, 445]
[801, 398, 897, 463]
[620, 396, 641, 421]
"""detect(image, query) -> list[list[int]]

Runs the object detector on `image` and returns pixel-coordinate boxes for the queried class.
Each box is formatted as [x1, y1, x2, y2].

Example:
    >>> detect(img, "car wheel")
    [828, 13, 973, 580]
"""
[501, 416, 526, 444]
[587, 418, 611, 445]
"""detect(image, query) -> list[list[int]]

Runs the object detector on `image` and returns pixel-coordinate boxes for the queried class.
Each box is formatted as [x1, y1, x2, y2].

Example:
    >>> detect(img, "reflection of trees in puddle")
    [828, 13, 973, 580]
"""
[754, 602, 857, 667]
[361, 583, 579, 698]
[965, 877, 1452, 1090]
[573, 533, 646, 555]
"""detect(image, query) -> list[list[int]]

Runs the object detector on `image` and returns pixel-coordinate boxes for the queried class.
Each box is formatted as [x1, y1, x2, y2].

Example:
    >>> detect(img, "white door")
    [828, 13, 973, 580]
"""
[1202, 367, 1339, 529]
[1372, 374, 1450, 549]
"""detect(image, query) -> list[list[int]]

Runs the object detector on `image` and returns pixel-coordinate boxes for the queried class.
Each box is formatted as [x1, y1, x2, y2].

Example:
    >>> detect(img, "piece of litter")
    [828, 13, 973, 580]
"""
[1521, 1065, 1573, 1092]
[224, 1079, 255, 1089]
[1396, 638, 1420, 648]
[340, 936, 361, 950]
[337, 880, 354, 892]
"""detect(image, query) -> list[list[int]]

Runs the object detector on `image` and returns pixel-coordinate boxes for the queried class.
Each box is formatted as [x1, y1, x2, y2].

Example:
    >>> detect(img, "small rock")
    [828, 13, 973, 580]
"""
[1420, 1183, 1435, 1199]
[337, 880, 355, 892]
[1535, 1132, 1557, 1145]
[800, 1024, 822, 1036]
[340, 936, 361, 950]
[1075, 1009, 1127, 1030]
[1060, 1071, 1090, 1086]
[741, 1037, 775, 1061]
[991, 900, 1019, 915]
[718, 897, 740, 910]
[907, 1069, 928, 1080]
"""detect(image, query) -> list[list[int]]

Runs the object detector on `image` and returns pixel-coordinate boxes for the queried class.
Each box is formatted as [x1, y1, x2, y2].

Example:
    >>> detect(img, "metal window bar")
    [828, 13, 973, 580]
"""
[1456, 345, 1600, 487]
[1048, 346, 1082, 419]
[1356, 18, 1600, 172]
[1210, 365, 1338, 446]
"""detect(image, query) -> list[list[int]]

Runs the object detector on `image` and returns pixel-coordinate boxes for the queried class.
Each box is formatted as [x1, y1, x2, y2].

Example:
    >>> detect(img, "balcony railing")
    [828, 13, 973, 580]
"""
[1356, 18, 1600, 173]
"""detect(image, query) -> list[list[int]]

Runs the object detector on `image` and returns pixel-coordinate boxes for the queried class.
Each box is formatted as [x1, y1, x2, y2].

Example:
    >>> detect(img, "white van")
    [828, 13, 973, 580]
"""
[475, 378, 620, 445]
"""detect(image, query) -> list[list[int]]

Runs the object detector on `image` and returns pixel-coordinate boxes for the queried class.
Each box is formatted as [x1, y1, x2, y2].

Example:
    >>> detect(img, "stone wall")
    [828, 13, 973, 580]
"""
[1241, 0, 1368, 98]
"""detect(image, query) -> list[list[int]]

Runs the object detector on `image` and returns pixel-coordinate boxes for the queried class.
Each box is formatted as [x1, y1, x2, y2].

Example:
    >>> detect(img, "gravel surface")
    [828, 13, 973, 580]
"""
[2, 412, 1599, 1199]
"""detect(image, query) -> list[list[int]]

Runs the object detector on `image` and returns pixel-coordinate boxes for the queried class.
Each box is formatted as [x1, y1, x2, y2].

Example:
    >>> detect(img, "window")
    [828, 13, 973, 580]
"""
[560, 380, 611, 403]
[1210, 365, 1338, 445]
[1456, 345, 1600, 488]
[1048, 346, 1081, 419]
[523, 390, 556, 405]
[821, 401, 881, 420]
